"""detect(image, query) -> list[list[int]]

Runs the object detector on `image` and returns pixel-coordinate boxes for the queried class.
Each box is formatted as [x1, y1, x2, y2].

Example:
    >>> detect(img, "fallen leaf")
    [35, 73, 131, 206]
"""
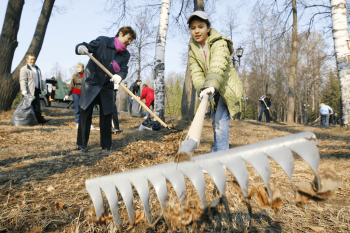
[251, 187, 269, 207]
[174, 152, 191, 163]
[135, 211, 145, 225]
[314, 169, 341, 193]
[26, 226, 43, 233]
[307, 226, 324, 232]
[46, 186, 55, 192]
[270, 184, 283, 212]
[55, 202, 65, 210]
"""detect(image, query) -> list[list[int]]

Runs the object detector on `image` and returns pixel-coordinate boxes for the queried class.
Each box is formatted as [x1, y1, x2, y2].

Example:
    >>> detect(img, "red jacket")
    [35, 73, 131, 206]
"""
[140, 86, 154, 107]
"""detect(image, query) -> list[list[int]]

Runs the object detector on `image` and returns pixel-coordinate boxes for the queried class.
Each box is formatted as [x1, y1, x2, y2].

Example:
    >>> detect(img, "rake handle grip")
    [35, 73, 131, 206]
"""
[85, 53, 168, 128]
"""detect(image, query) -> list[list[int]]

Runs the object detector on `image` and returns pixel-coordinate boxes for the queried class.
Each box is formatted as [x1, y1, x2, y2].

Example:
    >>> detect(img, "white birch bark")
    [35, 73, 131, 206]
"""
[330, 0, 350, 126]
[154, 0, 171, 121]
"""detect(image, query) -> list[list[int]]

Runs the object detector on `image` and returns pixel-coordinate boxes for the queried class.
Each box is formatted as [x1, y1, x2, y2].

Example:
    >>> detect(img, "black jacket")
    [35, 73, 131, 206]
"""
[129, 82, 141, 96]
[75, 36, 130, 115]
[260, 97, 271, 109]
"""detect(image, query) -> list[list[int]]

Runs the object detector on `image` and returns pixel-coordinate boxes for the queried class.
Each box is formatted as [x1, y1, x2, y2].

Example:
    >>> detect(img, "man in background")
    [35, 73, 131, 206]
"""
[258, 94, 272, 123]
[320, 103, 333, 127]
[19, 54, 51, 124]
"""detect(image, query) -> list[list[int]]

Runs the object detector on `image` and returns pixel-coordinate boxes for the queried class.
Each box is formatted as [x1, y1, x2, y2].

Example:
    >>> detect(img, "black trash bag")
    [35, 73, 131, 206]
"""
[141, 117, 162, 131]
[130, 99, 144, 117]
[10, 95, 37, 126]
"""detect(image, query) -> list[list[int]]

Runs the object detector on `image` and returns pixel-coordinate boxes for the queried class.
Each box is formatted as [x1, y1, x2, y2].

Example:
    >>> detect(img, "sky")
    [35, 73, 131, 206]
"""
[0, 0, 251, 84]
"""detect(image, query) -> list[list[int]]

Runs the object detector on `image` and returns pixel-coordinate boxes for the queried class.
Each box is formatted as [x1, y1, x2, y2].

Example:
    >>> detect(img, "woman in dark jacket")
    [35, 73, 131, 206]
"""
[75, 26, 136, 151]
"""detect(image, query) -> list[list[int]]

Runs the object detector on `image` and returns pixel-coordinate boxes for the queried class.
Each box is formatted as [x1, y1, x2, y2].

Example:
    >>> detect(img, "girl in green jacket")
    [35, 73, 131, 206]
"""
[187, 11, 243, 152]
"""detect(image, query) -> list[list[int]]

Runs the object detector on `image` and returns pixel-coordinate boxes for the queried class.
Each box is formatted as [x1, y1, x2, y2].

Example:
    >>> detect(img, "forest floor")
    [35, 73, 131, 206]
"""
[0, 108, 349, 233]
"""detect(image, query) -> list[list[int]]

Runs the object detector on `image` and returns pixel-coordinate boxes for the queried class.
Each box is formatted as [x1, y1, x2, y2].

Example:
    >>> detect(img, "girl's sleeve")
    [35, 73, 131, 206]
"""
[203, 40, 230, 91]
[67, 76, 75, 95]
[189, 50, 205, 95]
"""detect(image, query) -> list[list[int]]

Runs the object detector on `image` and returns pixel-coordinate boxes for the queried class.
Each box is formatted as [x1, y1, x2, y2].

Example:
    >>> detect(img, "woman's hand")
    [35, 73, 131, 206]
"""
[199, 87, 215, 100]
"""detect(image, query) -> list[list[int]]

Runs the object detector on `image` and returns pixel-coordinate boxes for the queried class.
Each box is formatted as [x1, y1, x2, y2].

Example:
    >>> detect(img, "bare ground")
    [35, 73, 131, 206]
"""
[0, 108, 349, 233]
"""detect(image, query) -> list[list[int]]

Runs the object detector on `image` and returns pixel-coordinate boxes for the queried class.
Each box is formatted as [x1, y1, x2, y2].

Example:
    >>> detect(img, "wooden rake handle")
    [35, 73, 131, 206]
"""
[85, 53, 169, 129]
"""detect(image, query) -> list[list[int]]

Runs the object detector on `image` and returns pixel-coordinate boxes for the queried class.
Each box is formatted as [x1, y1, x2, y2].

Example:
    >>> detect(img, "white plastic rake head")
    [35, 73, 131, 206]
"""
[85, 131, 320, 227]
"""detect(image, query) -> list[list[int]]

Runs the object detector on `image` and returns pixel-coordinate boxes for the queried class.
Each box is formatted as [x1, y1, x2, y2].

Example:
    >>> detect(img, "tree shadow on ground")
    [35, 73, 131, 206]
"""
[247, 121, 349, 143]
[148, 211, 282, 233]
[0, 121, 175, 188]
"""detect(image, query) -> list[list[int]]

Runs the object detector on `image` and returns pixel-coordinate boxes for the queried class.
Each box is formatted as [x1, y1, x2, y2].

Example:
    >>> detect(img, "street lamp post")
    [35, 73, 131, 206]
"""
[232, 46, 244, 66]
[243, 96, 248, 119]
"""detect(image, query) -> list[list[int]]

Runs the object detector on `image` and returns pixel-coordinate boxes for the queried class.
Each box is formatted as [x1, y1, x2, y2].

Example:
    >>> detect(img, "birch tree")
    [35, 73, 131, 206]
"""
[154, 0, 171, 121]
[330, 0, 350, 126]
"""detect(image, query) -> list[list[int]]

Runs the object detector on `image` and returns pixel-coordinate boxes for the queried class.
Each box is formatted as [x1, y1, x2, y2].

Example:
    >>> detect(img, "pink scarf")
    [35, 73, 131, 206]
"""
[113, 37, 126, 73]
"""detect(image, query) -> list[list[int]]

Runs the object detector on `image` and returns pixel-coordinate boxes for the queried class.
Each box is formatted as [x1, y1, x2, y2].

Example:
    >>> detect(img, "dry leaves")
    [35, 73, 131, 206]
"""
[86, 206, 113, 225]
[249, 184, 283, 212]
[296, 170, 341, 205]
[163, 195, 203, 230]
[55, 202, 65, 210]
[26, 226, 43, 233]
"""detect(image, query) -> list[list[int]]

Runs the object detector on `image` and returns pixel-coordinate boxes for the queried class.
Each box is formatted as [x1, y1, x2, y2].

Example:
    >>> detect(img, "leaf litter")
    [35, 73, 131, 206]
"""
[0, 110, 349, 232]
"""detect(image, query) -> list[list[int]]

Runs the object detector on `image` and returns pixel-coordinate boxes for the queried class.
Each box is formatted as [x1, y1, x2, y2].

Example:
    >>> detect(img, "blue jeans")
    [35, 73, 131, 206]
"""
[146, 100, 154, 117]
[211, 96, 230, 152]
[72, 94, 80, 124]
[321, 114, 329, 127]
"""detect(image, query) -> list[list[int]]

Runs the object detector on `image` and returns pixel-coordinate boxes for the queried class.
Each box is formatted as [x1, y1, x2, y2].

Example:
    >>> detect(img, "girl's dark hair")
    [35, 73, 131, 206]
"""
[188, 16, 211, 28]
[116, 26, 136, 39]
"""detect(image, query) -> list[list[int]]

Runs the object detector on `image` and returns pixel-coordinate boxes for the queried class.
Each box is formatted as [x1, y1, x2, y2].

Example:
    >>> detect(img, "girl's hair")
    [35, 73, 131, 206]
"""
[142, 84, 148, 88]
[77, 63, 84, 69]
[188, 16, 211, 28]
[116, 26, 136, 39]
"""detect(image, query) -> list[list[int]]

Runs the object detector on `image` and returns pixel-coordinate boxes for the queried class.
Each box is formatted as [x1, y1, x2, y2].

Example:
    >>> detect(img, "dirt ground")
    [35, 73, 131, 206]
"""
[0, 108, 349, 233]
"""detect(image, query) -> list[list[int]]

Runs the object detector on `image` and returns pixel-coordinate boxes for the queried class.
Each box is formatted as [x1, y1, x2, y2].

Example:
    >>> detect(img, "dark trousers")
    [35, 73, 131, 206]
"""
[112, 90, 120, 130]
[258, 108, 271, 122]
[77, 93, 112, 148]
[32, 88, 43, 122]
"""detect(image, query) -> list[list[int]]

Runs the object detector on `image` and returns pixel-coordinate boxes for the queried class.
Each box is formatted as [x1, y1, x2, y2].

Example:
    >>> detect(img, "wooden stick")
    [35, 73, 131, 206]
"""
[85, 53, 169, 129]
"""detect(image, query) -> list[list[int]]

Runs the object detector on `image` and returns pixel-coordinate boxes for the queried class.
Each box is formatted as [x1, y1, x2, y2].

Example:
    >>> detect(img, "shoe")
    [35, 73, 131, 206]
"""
[77, 145, 87, 152]
[38, 118, 51, 124]
[102, 146, 112, 151]
[76, 123, 79, 129]
[91, 125, 95, 129]
[112, 129, 123, 134]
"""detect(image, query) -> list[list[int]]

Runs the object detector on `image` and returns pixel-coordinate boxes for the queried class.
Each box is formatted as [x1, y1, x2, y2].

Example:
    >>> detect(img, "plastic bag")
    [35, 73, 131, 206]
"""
[141, 118, 162, 131]
[10, 95, 37, 126]
[130, 99, 144, 117]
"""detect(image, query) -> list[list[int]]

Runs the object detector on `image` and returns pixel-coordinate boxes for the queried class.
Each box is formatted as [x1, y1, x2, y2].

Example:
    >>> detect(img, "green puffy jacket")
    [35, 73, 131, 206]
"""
[189, 28, 243, 116]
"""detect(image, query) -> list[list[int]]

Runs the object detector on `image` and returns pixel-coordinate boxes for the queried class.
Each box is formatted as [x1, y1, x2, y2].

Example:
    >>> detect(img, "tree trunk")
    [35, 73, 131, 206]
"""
[179, 0, 204, 120]
[154, 0, 171, 121]
[286, 0, 297, 123]
[0, 0, 55, 111]
[330, 0, 350, 126]
[0, 0, 24, 111]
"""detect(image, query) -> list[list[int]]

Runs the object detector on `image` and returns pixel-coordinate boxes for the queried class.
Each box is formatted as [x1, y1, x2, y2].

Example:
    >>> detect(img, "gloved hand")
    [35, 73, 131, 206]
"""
[77, 45, 88, 55]
[199, 87, 215, 100]
[114, 83, 119, 90]
[131, 97, 133, 100]
[267, 107, 270, 110]
[112, 74, 122, 85]
[63, 95, 69, 101]
[22, 91, 27, 96]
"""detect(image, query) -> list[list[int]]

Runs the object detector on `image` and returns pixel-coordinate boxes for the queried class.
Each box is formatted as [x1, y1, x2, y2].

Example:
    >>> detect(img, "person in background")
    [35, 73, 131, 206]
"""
[187, 11, 243, 152]
[334, 113, 340, 125]
[320, 103, 333, 127]
[75, 26, 136, 151]
[64, 63, 94, 129]
[128, 79, 142, 114]
[258, 94, 272, 122]
[20, 54, 51, 124]
[140, 84, 155, 119]
[112, 83, 123, 133]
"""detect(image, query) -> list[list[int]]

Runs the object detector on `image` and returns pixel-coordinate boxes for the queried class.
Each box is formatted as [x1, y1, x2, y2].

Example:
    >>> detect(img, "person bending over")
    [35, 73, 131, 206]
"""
[187, 11, 243, 152]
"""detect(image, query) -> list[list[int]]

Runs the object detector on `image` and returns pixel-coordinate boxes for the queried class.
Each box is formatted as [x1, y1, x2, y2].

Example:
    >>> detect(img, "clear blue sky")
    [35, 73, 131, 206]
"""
[0, 0, 251, 83]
